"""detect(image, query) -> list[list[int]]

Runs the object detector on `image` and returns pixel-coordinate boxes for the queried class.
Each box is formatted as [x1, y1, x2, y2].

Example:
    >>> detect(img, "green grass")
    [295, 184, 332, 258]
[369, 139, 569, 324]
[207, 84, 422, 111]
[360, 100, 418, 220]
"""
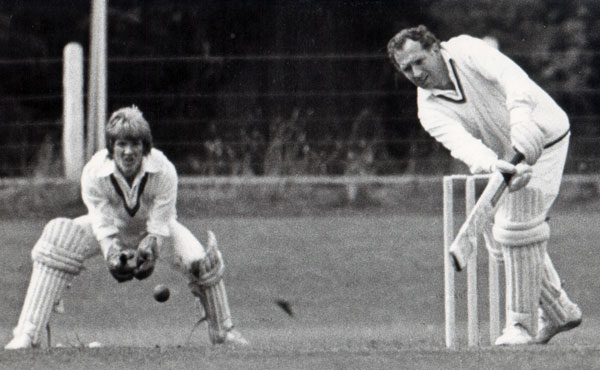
[1, 210, 600, 369]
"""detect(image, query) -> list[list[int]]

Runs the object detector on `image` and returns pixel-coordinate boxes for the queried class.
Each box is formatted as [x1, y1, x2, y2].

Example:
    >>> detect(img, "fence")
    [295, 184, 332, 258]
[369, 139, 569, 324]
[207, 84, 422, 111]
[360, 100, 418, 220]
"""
[1, 53, 600, 177]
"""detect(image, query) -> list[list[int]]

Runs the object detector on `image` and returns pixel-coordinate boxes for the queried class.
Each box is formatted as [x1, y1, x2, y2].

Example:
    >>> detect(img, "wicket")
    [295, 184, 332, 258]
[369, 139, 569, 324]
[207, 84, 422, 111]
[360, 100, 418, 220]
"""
[443, 174, 502, 348]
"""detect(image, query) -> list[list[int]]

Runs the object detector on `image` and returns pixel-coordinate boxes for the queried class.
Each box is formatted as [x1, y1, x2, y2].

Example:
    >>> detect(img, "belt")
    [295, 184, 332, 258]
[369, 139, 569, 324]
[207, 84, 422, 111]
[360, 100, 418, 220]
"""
[544, 129, 570, 149]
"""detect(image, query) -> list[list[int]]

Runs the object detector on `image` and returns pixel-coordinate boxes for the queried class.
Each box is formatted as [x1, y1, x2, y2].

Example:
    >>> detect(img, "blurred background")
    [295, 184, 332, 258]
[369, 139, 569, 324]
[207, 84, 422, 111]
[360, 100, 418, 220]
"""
[1, 0, 599, 178]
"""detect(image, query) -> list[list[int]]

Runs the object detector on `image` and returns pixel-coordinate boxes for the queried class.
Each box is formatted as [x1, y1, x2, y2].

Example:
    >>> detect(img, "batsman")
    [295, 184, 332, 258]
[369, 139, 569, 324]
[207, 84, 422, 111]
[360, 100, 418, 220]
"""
[388, 25, 581, 345]
[5, 106, 248, 349]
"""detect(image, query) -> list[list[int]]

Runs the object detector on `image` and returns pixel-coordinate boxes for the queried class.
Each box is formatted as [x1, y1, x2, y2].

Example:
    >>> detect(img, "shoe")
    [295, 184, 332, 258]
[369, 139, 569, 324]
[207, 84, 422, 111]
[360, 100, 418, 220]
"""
[4, 333, 37, 350]
[221, 328, 249, 346]
[535, 305, 582, 344]
[494, 324, 533, 345]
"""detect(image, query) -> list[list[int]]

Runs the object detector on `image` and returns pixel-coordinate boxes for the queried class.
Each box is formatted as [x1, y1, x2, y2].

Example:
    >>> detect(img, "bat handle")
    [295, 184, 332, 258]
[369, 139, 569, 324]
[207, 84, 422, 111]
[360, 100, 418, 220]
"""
[500, 151, 525, 184]
[492, 151, 525, 205]
[509, 151, 525, 164]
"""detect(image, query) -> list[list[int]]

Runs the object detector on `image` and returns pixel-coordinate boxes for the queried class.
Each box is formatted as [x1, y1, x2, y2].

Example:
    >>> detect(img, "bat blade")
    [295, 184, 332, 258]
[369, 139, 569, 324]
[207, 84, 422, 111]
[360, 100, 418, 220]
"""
[449, 152, 524, 271]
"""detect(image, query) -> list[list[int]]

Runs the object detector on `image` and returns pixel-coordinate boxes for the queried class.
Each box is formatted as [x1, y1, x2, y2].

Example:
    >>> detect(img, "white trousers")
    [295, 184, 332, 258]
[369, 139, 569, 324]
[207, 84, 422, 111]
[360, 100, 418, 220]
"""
[528, 133, 570, 213]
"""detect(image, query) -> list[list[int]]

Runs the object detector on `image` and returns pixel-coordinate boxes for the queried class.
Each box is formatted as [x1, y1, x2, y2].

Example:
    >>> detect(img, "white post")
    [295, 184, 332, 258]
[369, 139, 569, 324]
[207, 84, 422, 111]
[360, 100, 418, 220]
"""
[443, 177, 456, 348]
[466, 177, 479, 347]
[87, 0, 108, 159]
[62, 42, 85, 180]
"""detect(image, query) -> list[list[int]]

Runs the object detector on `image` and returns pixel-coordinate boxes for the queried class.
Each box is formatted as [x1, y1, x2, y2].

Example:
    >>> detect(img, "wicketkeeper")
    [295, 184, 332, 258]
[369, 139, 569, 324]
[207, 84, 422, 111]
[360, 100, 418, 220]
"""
[388, 25, 581, 345]
[5, 106, 248, 349]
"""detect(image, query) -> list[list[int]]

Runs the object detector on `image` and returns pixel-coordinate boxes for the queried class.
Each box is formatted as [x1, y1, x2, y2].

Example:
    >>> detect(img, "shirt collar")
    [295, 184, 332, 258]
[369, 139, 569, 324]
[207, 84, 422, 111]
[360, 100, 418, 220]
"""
[423, 49, 464, 101]
[96, 150, 161, 178]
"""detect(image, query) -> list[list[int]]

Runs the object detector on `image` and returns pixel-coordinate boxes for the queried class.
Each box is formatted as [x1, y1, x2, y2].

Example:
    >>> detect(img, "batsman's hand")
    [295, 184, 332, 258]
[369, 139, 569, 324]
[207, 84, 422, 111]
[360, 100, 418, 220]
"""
[492, 159, 532, 192]
[133, 234, 158, 280]
[106, 240, 137, 283]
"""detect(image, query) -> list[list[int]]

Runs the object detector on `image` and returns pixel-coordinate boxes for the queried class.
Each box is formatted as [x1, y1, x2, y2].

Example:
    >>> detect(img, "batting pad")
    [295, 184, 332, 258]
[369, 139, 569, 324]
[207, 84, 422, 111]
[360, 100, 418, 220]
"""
[540, 276, 578, 326]
[194, 280, 234, 344]
[482, 221, 503, 262]
[12, 218, 92, 345]
[493, 187, 549, 335]
[189, 232, 234, 344]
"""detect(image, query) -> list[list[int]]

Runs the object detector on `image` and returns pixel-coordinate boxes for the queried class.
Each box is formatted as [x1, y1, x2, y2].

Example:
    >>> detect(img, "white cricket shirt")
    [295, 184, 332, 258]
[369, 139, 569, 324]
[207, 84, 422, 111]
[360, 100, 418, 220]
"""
[80, 148, 178, 244]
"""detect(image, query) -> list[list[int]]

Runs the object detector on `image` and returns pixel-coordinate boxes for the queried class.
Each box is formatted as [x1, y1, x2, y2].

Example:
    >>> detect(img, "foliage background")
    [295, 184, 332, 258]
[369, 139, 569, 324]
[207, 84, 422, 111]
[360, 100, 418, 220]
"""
[1, 0, 599, 176]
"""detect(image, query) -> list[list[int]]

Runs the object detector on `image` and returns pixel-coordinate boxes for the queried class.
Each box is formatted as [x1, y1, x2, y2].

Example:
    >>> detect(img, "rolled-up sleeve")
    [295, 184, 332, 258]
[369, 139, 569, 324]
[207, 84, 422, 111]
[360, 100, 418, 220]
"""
[146, 162, 177, 237]
[80, 166, 119, 241]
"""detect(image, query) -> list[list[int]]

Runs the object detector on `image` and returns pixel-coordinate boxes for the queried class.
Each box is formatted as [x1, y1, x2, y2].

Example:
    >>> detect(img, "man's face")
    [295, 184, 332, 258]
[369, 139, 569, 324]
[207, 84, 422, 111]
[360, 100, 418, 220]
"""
[113, 138, 144, 180]
[392, 39, 449, 90]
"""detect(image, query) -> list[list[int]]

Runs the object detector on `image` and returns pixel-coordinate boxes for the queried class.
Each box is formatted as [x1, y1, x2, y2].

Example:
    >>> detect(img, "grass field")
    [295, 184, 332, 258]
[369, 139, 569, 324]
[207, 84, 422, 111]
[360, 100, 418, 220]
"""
[1, 204, 600, 369]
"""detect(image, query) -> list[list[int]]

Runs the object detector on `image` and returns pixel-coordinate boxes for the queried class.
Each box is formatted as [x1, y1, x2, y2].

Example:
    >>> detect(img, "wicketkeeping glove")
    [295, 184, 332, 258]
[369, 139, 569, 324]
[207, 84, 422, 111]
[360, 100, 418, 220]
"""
[133, 234, 158, 280]
[106, 240, 137, 283]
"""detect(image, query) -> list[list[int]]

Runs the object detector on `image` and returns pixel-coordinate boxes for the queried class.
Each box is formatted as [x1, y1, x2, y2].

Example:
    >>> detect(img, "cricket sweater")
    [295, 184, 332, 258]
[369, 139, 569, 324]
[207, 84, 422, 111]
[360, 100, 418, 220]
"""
[416, 35, 569, 173]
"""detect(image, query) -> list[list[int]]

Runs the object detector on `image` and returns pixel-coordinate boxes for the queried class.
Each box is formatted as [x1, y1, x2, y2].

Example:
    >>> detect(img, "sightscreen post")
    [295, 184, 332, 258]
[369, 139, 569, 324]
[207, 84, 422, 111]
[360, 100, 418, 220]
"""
[62, 42, 85, 180]
[87, 0, 107, 159]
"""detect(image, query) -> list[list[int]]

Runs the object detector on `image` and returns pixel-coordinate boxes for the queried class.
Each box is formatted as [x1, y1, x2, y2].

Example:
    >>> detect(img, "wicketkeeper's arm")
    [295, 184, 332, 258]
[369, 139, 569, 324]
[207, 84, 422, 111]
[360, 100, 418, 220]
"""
[145, 165, 178, 238]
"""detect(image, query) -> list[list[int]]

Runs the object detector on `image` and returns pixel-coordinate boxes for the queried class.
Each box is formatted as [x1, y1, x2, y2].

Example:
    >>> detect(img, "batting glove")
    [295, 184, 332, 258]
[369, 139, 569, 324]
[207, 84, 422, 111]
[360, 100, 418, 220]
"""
[105, 240, 137, 283]
[492, 159, 533, 192]
[511, 122, 544, 165]
[133, 234, 159, 280]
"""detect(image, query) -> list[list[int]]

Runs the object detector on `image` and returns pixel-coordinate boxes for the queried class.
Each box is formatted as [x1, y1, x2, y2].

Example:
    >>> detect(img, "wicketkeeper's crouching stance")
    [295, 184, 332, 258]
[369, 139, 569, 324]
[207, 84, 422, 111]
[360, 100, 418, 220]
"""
[5, 106, 248, 349]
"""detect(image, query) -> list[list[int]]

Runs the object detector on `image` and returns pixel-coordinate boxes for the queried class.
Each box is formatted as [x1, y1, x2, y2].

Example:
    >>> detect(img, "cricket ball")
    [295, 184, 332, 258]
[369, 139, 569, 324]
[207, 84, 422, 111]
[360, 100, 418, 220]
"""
[153, 284, 170, 303]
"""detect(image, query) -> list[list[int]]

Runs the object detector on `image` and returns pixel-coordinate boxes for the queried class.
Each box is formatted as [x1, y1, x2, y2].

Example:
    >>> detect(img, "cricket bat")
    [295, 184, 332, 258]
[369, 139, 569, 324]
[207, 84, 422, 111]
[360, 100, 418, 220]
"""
[449, 152, 524, 271]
